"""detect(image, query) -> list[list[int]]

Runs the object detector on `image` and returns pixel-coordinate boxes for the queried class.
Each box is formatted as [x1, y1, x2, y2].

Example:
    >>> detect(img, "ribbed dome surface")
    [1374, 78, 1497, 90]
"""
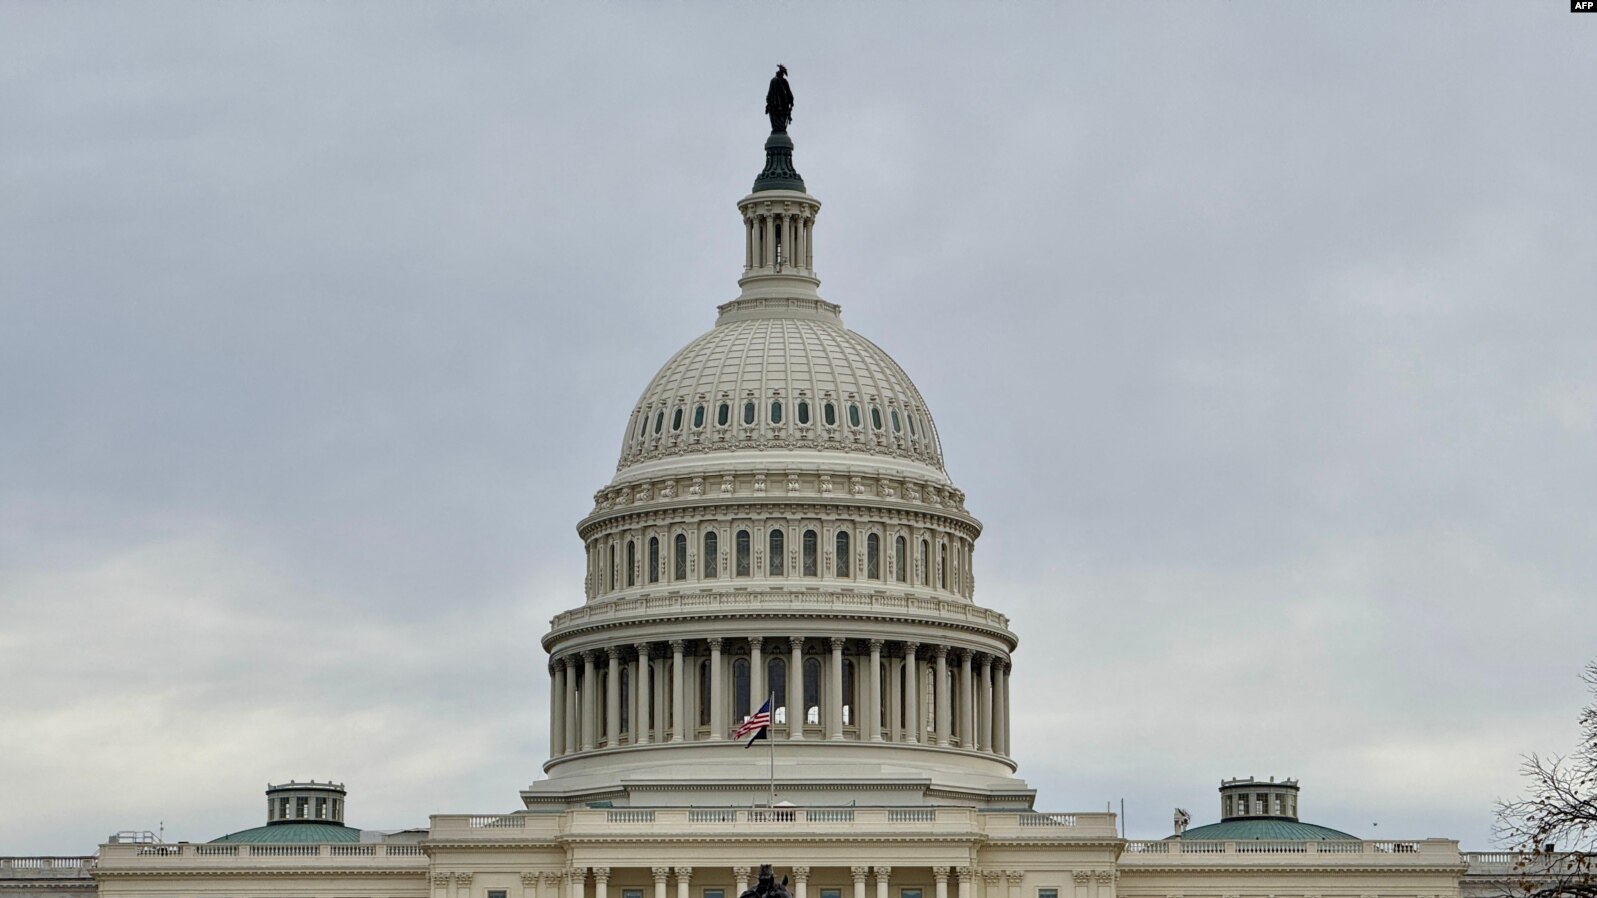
[616, 304, 944, 475]
[1170, 819, 1360, 841]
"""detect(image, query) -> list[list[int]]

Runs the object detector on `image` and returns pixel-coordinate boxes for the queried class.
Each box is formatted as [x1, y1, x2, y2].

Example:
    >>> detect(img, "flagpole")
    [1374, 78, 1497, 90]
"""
[768, 690, 776, 807]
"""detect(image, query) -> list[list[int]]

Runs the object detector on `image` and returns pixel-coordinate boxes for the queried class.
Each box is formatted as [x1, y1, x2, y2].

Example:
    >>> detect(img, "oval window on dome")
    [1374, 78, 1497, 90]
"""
[693, 404, 705, 428]
[717, 402, 730, 427]
[870, 406, 883, 430]
[907, 413, 917, 437]
[770, 400, 783, 424]
[671, 408, 684, 431]
[797, 400, 810, 425]
[891, 410, 902, 433]
[635, 414, 646, 439]
[823, 402, 837, 426]
[848, 403, 861, 428]
[743, 400, 756, 426]
[654, 411, 664, 435]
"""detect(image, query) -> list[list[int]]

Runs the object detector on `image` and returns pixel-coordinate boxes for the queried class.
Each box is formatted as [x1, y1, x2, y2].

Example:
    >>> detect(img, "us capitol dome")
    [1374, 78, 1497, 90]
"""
[528, 93, 1028, 810]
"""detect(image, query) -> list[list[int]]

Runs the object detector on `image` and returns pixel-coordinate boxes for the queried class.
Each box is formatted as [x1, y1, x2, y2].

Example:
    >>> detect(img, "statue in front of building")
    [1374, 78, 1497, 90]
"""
[766, 65, 794, 133]
[740, 865, 791, 898]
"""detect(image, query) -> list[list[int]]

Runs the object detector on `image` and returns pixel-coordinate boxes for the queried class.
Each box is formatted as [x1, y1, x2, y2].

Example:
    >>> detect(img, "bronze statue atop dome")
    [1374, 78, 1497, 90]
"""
[766, 65, 794, 133]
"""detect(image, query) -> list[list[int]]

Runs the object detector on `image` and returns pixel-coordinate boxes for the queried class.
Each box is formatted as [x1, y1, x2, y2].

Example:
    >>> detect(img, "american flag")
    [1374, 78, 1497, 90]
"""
[734, 698, 773, 747]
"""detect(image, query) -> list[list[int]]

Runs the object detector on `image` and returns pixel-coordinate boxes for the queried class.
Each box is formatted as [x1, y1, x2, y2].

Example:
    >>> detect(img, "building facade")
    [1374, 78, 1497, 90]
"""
[46, 95, 1501, 898]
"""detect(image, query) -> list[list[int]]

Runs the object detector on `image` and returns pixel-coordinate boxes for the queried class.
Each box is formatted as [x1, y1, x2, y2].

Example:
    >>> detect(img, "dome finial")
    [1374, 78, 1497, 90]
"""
[754, 66, 804, 192]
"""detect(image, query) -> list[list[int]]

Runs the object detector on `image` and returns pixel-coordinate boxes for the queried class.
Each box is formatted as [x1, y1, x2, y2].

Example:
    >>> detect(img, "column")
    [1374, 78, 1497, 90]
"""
[569, 868, 586, 898]
[709, 637, 725, 739]
[581, 651, 598, 750]
[934, 645, 951, 746]
[851, 867, 868, 898]
[635, 643, 652, 744]
[959, 649, 974, 747]
[1005, 870, 1022, 898]
[652, 868, 669, 898]
[1094, 872, 1115, 898]
[670, 640, 686, 742]
[744, 216, 753, 270]
[887, 646, 901, 742]
[543, 872, 563, 898]
[606, 647, 622, 746]
[934, 868, 951, 898]
[550, 660, 566, 757]
[1000, 661, 1012, 754]
[749, 638, 764, 711]
[674, 868, 692, 898]
[984, 871, 1004, 898]
[787, 636, 804, 739]
[957, 869, 975, 898]
[868, 639, 884, 741]
[903, 642, 919, 743]
[873, 867, 891, 898]
[564, 657, 578, 754]
[593, 868, 610, 898]
[970, 648, 983, 747]
[828, 636, 845, 740]
[791, 868, 810, 898]
[734, 868, 751, 898]
[763, 215, 775, 267]
[455, 873, 474, 898]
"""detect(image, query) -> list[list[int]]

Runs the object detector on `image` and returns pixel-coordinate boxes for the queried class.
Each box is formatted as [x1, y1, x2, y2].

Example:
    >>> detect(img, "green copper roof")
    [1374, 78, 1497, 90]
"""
[211, 822, 364, 843]
[1171, 819, 1359, 841]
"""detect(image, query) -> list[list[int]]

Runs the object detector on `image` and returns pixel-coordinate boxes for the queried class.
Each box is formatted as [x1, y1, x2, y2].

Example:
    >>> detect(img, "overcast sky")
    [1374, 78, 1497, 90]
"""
[3, 2, 1595, 856]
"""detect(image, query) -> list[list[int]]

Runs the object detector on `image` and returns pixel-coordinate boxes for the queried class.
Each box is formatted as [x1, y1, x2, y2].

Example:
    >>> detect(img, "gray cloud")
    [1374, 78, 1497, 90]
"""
[2, 1, 1593, 855]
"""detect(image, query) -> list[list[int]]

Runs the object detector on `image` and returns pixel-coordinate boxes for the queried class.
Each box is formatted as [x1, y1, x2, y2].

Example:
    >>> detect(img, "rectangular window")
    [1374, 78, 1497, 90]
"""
[488, 891, 508, 898]
[1040, 890, 1059, 898]
[705, 891, 725, 898]
[902, 890, 923, 898]
[624, 891, 644, 898]
[822, 890, 843, 898]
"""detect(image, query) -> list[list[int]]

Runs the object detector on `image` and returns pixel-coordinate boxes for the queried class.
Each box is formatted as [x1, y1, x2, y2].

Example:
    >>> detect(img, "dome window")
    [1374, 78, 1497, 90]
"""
[671, 408, 684, 431]
[648, 536, 660, 583]
[703, 531, 719, 579]
[797, 400, 810, 425]
[653, 411, 664, 435]
[870, 406, 883, 431]
[802, 529, 818, 576]
[907, 414, 917, 437]
[823, 402, 837, 426]
[743, 401, 756, 426]
[717, 402, 730, 427]
[894, 536, 908, 583]
[692, 404, 705, 428]
[848, 403, 861, 428]
[866, 533, 881, 580]
[735, 529, 751, 577]
[673, 533, 688, 580]
[891, 410, 902, 433]
[627, 540, 637, 587]
[835, 531, 851, 577]
[770, 400, 783, 424]
[768, 529, 785, 575]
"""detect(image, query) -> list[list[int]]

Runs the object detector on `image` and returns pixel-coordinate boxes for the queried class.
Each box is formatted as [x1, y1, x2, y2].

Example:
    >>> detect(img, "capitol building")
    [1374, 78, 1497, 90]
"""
[4, 89, 1516, 898]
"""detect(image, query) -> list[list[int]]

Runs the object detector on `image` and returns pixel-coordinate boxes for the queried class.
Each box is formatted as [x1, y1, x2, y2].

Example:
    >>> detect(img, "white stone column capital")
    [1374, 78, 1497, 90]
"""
[933, 868, 951, 882]
[851, 868, 869, 883]
[652, 868, 671, 883]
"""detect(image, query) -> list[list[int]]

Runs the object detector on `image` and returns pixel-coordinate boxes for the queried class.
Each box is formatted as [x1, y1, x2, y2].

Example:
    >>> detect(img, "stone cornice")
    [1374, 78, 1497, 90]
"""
[92, 868, 426, 879]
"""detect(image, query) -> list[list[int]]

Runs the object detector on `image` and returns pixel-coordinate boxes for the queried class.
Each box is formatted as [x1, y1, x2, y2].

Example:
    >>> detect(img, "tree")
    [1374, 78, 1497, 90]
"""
[1495, 661, 1597, 898]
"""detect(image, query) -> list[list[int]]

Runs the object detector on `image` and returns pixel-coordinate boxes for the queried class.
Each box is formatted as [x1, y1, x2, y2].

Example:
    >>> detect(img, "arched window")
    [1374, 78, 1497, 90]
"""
[848, 403, 861, 428]
[768, 529, 785, 576]
[767, 657, 787, 724]
[609, 543, 617, 591]
[891, 409, 902, 433]
[870, 405, 883, 430]
[674, 533, 688, 580]
[743, 400, 756, 425]
[698, 660, 712, 726]
[842, 659, 855, 726]
[866, 533, 881, 580]
[824, 402, 837, 426]
[626, 540, 637, 587]
[596, 669, 607, 738]
[835, 531, 851, 578]
[770, 400, 783, 424]
[671, 408, 684, 431]
[802, 529, 818, 576]
[734, 658, 751, 721]
[797, 400, 810, 425]
[803, 657, 821, 725]
[703, 531, 719, 579]
[654, 410, 664, 434]
[894, 536, 907, 583]
[648, 536, 660, 583]
[919, 539, 930, 586]
[693, 404, 705, 428]
[735, 529, 751, 577]
[939, 542, 948, 589]
[717, 402, 730, 426]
